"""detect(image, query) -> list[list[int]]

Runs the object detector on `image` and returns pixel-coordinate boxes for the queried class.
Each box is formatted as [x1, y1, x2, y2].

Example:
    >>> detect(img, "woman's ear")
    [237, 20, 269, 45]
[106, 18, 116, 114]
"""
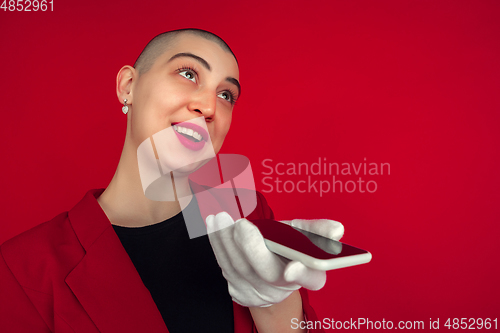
[116, 65, 136, 105]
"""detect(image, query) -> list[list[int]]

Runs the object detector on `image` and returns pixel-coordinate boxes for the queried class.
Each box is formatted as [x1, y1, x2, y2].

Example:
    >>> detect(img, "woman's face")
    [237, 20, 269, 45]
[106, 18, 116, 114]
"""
[127, 34, 240, 163]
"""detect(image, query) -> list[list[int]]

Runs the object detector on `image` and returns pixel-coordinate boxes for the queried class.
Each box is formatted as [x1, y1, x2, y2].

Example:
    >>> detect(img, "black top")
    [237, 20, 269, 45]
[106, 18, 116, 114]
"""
[112, 196, 234, 333]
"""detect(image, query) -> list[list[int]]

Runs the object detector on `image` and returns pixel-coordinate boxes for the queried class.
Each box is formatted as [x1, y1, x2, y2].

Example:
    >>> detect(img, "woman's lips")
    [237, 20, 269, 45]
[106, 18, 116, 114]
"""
[171, 121, 209, 151]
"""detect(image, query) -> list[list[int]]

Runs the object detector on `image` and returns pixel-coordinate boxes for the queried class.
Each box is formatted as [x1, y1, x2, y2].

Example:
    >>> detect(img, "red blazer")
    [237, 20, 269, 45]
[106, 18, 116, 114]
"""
[0, 188, 322, 332]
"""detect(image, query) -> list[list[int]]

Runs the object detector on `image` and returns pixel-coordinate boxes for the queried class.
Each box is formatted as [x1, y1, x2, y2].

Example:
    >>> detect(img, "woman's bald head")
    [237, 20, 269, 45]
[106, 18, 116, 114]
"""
[133, 29, 237, 76]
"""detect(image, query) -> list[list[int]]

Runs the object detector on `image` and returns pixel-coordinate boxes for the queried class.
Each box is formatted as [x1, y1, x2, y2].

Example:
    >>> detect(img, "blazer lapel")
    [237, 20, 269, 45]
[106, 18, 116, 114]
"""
[65, 189, 168, 333]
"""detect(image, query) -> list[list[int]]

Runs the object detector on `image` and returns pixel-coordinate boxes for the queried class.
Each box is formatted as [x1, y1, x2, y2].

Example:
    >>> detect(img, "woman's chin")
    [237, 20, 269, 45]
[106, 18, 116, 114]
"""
[171, 159, 209, 176]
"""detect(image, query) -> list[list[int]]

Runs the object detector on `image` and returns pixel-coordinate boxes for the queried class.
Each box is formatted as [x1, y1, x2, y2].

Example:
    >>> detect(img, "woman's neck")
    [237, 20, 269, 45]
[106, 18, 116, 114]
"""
[97, 144, 193, 227]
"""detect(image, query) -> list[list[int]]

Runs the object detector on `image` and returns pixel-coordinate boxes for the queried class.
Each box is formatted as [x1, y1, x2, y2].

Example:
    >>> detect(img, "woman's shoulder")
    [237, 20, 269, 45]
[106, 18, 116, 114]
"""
[1, 211, 73, 251]
[1, 188, 107, 257]
[0, 211, 85, 290]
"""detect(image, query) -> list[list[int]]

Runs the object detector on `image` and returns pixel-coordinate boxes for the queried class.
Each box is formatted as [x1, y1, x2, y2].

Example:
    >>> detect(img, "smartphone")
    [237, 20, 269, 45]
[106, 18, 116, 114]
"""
[249, 219, 372, 271]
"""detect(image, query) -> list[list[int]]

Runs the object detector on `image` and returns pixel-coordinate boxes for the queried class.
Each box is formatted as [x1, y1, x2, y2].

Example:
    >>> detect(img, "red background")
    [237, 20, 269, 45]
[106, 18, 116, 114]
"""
[1, 0, 499, 330]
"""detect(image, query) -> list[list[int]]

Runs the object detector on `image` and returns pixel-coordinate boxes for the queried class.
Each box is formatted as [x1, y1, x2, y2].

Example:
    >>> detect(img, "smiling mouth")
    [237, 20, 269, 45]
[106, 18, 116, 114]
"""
[173, 124, 204, 142]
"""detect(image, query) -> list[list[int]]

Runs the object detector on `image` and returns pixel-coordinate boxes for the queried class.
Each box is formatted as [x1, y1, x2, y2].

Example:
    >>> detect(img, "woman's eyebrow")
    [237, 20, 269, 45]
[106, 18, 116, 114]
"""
[226, 77, 241, 97]
[167, 52, 211, 70]
[168, 52, 240, 96]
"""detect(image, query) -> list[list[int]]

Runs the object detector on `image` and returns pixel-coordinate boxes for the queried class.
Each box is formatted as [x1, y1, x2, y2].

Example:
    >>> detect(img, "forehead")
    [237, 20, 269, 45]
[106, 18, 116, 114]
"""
[152, 34, 239, 79]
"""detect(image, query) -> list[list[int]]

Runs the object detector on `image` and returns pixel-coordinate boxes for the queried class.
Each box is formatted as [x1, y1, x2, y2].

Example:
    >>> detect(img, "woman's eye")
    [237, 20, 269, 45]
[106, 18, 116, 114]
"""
[218, 91, 233, 103]
[179, 70, 196, 83]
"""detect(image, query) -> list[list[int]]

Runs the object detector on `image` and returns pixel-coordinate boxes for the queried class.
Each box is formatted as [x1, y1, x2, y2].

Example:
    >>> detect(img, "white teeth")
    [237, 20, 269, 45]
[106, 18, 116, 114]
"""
[173, 125, 203, 142]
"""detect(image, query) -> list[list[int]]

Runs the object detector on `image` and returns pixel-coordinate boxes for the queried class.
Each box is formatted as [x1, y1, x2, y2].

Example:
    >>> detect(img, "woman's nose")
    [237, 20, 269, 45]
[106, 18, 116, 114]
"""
[187, 88, 216, 120]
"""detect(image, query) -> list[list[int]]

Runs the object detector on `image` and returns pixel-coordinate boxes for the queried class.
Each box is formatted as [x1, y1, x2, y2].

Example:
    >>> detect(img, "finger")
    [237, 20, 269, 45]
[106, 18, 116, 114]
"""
[207, 229, 235, 276]
[207, 214, 242, 281]
[291, 219, 345, 241]
[228, 281, 292, 308]
[210, 211, 235, 233]
[211, 216, 259, 279]
[279, 220, 293, 226]
[306, 234, 343, 254]
[233, 219, 288, 283]
[206, 214, 216, 234]
[283, 261, 327, 290]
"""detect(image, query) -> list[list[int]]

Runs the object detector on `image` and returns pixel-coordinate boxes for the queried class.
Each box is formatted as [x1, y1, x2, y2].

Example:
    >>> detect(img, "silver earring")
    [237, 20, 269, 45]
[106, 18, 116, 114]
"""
[122, 99, 129, 115]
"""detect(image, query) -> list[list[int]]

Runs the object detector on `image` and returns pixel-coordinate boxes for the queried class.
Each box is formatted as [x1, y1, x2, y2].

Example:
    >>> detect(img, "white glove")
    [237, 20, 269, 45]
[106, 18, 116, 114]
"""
[279, 219, 344, 241]
[279, 219, 345, 254]
[206, 213, 344, 308]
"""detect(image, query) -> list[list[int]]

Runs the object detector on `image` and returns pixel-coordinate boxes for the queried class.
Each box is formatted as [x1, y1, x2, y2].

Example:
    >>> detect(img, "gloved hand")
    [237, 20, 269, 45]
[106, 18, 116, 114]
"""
[206, 213, 344, 308]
